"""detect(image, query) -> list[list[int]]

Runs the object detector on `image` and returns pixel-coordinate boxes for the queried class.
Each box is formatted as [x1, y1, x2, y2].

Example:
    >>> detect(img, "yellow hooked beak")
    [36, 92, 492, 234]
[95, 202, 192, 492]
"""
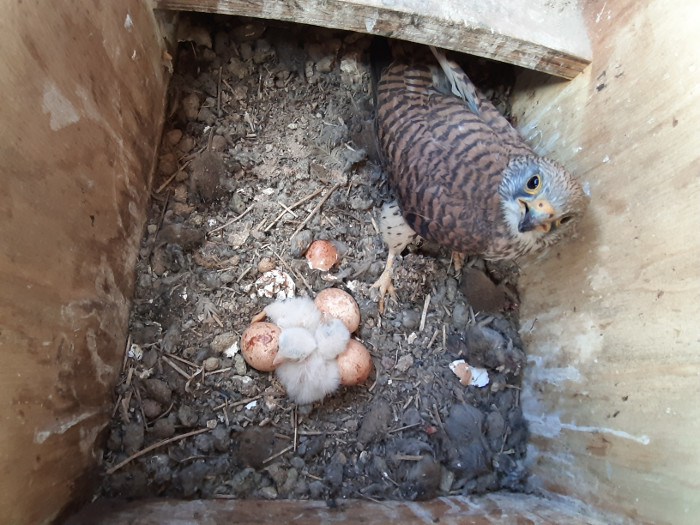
[518, 198, 555, 233]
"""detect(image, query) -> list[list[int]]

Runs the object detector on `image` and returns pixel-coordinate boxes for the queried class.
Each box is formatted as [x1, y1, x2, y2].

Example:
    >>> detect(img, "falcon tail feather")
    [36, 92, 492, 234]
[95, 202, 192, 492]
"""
[429, 46, 479, 115]
[370, 37, 393, 108]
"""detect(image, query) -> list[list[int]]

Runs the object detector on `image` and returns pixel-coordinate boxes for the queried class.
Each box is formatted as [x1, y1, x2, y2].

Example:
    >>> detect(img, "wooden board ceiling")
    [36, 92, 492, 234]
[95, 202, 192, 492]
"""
[154, 0, 592, 79]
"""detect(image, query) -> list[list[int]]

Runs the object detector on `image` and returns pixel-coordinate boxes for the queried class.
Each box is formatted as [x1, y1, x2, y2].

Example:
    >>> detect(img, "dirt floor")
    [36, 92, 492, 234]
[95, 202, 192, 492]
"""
[99, 15, 530, 502]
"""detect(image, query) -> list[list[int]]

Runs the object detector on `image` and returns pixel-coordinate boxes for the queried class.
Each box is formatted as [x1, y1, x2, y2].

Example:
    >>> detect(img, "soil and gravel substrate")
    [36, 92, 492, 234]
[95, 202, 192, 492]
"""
[99, 15, 531, 503]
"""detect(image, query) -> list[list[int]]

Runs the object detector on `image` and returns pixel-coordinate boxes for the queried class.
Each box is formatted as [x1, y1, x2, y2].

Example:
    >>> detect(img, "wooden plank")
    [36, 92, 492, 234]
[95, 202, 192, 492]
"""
[66, 492, 613, 524]
[154, 0, 591, 79]
[0, 2, 171, 524]
[509, 1, 700, 524]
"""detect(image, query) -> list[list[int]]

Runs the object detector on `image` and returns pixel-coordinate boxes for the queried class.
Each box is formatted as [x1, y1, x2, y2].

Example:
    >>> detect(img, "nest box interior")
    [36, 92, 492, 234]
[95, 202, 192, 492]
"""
[0, 1, 697, 524]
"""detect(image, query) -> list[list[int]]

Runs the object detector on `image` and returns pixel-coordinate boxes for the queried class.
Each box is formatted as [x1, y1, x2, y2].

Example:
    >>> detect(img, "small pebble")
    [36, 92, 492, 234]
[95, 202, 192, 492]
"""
[178, 405, 199, 427]
[234, 354, 247, 375]
[211, 134, 228, 151]
[158, 152, 177, 176]
[325, 452, 346, 489]
[142, 399, 162, 419]
[400, 310, 421, 330]
[267, 463, 287, 491]
[177, 135, 195, 153]
[257, 257, 276, 273]
[122, 422, 145, 455]
[142, 348, 158, 369]
[290, 456, 305, 470]
[309, 480, 324, 499]
[194, 433, 214, 453]
[151, 418, 176, 439]
[181, 93, 200, 120]
[197, 107, 217, 126]
[203, 356, 220, 371]
[143, 378, 172, 405]
[342, 418, 359, 432]
[259, 486, 278, 499]
[165, 129, 183, 146]
[315, 56, 334, 73]
[290, 230, 313, 258]
[395, 354, 414, 374]
[210, 332, 238, 354]
[212, 425, 230, 452]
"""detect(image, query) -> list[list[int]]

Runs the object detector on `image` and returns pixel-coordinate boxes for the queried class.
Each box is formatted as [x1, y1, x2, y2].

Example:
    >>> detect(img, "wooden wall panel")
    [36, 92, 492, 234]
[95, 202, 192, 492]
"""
[0, 1, 170, 523]
[511, 1, 700, 523]
[66, 492, 613, 524]
[155, 0, 591, 79]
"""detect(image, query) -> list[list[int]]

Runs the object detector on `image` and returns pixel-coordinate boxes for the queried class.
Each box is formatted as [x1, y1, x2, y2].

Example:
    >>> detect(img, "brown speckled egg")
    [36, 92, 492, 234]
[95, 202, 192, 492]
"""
[240, 322, 281, 372]
[337, 339, 372, 385]
[305, 240, 339, 271]
[314, 288, 360, 333]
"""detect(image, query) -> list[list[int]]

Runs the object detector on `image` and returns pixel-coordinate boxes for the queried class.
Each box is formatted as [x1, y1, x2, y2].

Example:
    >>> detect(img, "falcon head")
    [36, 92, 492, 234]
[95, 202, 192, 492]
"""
[499, 155, 588, 253]
[273, 327, 317, 366]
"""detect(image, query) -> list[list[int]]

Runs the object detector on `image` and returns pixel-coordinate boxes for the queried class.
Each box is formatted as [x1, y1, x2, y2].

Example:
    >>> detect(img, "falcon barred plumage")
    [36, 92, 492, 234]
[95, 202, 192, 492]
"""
[371, 45, 588, 311]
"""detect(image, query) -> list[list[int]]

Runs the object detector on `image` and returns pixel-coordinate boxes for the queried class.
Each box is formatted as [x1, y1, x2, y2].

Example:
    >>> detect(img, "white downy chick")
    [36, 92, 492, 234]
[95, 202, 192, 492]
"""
[274, 327, 317, 364]
[274, 326, 341, 404]
[264, 296, 321, 331]
[314, 318, 350, 360]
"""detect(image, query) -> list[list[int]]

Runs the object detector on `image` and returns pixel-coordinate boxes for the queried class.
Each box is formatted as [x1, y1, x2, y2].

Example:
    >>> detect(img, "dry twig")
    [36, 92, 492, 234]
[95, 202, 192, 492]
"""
[388, 423, 421, 434]
[209, 203, 256, 234]
[262, 444, 294, 464]
[419, 293, 431, 332]
[263, 189, 321, 233]
[291, 182, 343, 238]
[217, 66, 223, 116]
[155, 171, 179, 194]
[168, 354, 198, 369]
[214, 394, 264, 411]
[162, 356, 192, 380]
[427, 329, 440, 349]
[106, 428, 211, 474]
[272, 249, 312, 293]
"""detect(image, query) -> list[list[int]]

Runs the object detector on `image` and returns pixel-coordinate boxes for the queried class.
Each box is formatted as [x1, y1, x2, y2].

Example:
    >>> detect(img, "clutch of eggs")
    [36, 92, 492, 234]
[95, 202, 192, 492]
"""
[240, 288, 372, 385]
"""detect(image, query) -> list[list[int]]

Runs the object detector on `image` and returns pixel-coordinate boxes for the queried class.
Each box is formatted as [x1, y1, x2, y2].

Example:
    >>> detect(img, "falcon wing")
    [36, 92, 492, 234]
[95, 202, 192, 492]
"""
[429, 46, 532, 157]
[376, 63, 509, 253]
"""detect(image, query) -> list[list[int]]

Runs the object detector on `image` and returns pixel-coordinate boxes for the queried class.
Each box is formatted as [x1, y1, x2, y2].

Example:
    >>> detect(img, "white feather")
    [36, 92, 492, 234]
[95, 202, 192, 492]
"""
[264, 296, 321, 331]
[277, 327, 317, 361]
[314, 318, 350, 360]
[268, 298, 350, 404]
[275, 351, 341, 404]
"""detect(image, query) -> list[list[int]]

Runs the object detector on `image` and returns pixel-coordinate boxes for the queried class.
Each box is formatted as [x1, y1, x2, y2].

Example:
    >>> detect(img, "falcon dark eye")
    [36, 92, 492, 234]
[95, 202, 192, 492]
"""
[556, 215, 573, 227]
[525, 175, 540, 194]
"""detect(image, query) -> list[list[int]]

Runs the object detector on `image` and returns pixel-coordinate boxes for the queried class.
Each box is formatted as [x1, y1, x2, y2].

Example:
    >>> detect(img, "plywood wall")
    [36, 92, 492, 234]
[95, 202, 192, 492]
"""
[512, 1, 700, 523]
[0, 2, 170, 523]
[155, 0, 591, 79]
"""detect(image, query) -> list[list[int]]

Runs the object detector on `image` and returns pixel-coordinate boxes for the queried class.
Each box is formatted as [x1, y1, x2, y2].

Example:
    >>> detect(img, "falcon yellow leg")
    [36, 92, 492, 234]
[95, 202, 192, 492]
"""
[371, 250, 398, 314]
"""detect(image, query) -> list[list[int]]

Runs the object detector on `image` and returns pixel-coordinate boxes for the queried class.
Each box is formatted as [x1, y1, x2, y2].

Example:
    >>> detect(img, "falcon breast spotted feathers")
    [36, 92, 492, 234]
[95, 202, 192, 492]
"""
[371, 45, 588, 311]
